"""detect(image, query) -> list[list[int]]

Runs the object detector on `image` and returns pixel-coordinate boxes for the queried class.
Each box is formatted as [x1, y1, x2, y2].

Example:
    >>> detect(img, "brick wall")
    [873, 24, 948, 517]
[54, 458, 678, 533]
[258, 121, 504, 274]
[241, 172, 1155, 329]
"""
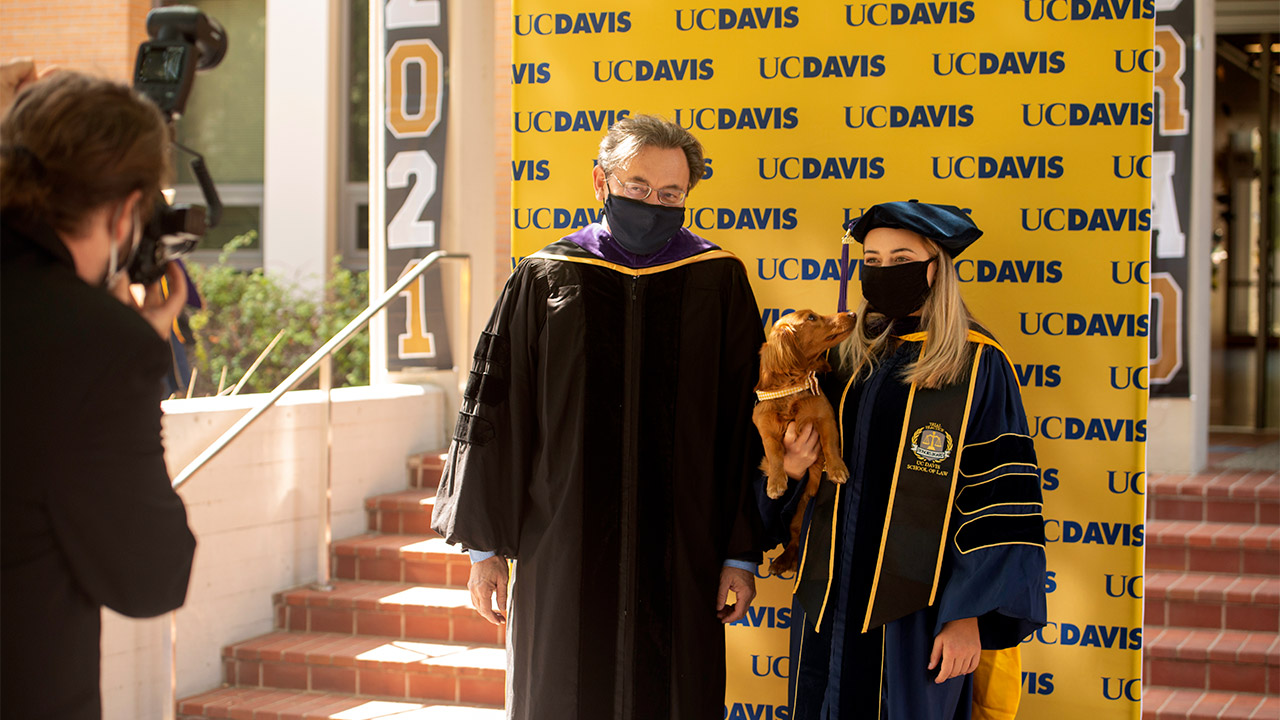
[0, 0, 154, 82]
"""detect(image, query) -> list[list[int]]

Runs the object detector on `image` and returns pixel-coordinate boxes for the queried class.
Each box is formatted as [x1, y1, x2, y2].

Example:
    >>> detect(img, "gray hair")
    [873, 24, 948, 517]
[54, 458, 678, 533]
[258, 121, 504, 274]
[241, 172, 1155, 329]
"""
[597, 114, 706, 190]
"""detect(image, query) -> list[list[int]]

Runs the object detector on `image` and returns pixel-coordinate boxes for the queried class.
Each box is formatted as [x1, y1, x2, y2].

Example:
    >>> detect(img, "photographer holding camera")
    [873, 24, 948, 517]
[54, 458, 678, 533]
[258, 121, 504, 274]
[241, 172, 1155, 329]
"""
[1, 68, 197, 719]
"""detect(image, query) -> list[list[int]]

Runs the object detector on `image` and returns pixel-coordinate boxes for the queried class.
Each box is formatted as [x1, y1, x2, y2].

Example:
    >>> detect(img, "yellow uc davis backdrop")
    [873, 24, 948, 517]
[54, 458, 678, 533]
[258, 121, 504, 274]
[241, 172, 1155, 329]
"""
[511, 3, 1152, 718]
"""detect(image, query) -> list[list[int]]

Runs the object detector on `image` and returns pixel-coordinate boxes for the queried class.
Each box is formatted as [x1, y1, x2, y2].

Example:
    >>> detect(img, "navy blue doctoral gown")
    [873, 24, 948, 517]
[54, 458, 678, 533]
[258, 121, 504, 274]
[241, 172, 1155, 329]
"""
[761, 329, 1047, 720]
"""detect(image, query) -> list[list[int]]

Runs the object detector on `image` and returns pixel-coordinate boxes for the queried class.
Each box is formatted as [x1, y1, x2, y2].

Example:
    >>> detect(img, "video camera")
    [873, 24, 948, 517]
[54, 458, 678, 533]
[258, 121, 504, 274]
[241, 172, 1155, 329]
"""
[130, 6, 227, 286]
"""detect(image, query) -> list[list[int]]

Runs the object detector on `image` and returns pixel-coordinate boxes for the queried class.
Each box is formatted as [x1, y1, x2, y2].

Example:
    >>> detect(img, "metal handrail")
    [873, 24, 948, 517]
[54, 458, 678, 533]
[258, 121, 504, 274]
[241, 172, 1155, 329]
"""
[163, 250, 470, 720]
[171, 250, 470, 488]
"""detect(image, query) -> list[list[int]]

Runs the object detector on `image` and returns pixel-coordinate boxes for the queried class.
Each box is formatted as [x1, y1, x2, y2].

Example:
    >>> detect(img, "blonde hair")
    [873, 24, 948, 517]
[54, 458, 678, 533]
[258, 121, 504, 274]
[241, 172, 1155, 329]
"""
[838, 237, 976, 389]
[597, 114, 706, 190]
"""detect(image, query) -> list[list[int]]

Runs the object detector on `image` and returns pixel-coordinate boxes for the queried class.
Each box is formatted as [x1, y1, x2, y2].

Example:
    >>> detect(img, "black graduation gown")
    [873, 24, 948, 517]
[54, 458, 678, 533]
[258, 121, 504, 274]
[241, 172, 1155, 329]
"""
[1, 213, 197, 720]
[432, 235, 765, 720]
[761, 327, 1047, 720]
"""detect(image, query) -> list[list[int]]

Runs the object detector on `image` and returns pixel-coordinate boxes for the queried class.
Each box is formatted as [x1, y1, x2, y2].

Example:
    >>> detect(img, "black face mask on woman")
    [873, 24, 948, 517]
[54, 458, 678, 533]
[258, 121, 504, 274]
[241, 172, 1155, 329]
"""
[860, 256, 937, 319]
[603, 193, 686, 255]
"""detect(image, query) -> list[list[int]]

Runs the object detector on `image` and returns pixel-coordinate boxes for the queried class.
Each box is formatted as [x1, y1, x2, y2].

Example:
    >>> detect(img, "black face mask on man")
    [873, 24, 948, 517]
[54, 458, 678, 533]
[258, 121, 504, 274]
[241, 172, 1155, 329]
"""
[860, 256, 937, 319]
[603, 193, 686, 255]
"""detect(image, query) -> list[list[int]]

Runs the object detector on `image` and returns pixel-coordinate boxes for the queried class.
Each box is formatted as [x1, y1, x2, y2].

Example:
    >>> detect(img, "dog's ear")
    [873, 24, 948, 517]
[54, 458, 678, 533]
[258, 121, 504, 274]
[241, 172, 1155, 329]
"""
[779, 323, 802, 368]
[761, 322, 802, 381]
[757, 342, 775, 388]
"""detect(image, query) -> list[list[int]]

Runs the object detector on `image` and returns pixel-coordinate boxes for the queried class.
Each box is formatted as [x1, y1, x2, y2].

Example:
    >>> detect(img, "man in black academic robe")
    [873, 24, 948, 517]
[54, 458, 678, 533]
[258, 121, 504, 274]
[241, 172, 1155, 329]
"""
[433, 115, 765, 720]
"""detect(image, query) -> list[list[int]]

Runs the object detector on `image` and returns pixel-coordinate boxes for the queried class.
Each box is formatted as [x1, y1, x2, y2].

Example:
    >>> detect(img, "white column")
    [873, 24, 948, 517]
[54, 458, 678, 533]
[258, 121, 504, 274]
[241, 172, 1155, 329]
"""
[1185, 0, 1213, 470]
[445, 0, 498, 340]
[369, 0, 388, 383]
[262, 0, 340, 294]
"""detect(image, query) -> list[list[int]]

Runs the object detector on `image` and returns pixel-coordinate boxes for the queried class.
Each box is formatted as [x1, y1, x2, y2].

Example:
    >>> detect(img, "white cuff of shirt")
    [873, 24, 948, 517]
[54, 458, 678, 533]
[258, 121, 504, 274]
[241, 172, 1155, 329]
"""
[469, 549, 497, 563]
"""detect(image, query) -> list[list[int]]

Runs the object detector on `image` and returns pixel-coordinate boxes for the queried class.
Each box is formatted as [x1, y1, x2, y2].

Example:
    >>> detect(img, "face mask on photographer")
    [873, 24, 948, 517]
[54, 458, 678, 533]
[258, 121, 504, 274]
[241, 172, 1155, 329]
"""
[860, 256, 937, 319]
[101, 202, 143, 289]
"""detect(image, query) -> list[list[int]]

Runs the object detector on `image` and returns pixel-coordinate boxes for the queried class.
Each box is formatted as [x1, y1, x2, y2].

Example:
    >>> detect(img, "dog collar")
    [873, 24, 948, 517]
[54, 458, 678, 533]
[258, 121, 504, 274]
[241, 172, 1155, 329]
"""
[755, 371, 821, 402]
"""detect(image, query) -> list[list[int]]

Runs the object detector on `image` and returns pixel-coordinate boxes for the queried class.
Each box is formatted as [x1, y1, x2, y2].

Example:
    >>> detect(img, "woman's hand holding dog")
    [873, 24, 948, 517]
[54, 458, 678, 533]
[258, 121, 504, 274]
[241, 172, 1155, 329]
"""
[782, 422, 820, 480]
[468, 556, 509, 625]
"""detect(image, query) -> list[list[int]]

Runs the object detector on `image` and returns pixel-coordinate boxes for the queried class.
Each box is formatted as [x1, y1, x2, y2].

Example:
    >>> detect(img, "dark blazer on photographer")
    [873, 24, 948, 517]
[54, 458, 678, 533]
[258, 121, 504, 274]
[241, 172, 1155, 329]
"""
[1, 212, 197, 720]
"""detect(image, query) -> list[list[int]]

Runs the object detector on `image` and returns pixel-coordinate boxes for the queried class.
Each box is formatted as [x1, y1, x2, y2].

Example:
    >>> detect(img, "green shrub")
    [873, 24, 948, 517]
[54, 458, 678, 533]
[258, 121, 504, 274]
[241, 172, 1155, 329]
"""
[184, 232, 370, 396]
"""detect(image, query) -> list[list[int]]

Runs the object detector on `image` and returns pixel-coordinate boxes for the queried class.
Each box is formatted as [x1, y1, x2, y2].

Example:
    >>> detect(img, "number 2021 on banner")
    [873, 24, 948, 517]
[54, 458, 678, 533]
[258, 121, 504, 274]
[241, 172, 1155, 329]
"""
[384, 0, 444, 362]
[385, 0, 443, 251]
[397, 261, 437, 360]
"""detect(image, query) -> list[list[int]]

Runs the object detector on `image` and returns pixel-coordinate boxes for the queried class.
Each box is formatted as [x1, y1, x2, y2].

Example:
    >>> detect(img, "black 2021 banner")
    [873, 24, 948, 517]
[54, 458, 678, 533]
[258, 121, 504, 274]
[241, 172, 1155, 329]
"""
[382, 0, 452, 371]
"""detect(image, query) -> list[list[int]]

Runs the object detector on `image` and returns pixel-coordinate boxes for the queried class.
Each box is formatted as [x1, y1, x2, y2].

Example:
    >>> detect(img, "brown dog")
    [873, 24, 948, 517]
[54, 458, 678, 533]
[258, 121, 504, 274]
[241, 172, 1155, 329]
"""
[752, 309, 855, 576]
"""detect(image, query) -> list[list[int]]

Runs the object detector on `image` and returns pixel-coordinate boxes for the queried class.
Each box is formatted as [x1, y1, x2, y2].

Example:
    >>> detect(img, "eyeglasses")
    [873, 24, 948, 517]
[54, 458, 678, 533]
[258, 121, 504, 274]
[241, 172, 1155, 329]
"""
[607, 174, 688, 206]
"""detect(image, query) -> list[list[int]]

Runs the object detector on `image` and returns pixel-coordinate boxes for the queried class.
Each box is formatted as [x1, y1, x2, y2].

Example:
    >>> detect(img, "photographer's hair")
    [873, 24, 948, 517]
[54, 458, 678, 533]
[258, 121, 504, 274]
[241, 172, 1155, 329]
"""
[840, 238, 977, 389]
[597, 114, 705, 190]
[0, 71, 170, 235]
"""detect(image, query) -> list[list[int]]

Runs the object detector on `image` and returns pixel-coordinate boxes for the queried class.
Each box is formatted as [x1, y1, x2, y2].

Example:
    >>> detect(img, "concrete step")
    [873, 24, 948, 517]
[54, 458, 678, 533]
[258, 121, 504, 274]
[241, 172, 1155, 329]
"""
[221, 631, 505, 705]
[366, 489, 439, 535]
[274, 581, 502, 646]
[1142, 627, 1279, 694]
[1147, 470, 1279, 525]
[178, 686, 503, 719]
[1144, 520, 1279, 576]
[1144, 571, 1280, 632]
[1140, 687, 1280, 719]
[331, 535, 470, 586]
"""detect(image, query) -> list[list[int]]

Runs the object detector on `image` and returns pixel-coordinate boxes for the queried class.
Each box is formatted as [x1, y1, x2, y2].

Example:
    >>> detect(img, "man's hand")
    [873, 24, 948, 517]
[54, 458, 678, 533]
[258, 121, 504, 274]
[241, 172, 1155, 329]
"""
[111, 262, 188, 340]
[467, 555, 509, 625]
[928, 617, 981, 683]
[139, 263, 188, 340]
[1, 58, 55, 117]
[782, 421, 819, 479]
[716, 566, 756, 623]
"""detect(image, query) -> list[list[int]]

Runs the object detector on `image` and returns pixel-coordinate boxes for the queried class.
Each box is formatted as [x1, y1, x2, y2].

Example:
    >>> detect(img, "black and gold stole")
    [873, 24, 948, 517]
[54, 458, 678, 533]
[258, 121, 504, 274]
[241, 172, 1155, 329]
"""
[859, 331, 989, 631]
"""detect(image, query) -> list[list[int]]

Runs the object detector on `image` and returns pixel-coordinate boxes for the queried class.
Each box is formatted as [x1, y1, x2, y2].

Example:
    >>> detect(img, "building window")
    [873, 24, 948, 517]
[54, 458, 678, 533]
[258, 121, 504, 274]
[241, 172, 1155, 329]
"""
[176, 183, 264, 270]
[170, 0, 371, 272]
[172, 0, 266, 267]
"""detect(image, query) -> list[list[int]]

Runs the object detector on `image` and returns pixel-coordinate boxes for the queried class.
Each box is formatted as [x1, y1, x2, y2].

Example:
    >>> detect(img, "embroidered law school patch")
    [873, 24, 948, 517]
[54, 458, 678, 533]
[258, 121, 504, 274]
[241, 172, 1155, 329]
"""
[911, 422, 954, 463]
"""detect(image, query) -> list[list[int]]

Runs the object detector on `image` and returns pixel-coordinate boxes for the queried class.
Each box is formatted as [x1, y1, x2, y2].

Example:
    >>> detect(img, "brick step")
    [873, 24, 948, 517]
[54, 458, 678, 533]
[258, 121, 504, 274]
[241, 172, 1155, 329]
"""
[367, 489, 439, 535]
[222, 631, 505, 704]
[275, 581, 502, 646]
[408, 451, 448, 490]
[1140, 686, 1279, 719]
[1147, 470, 1279, 524]
[178, 686, 503, 720]
[332, 535, 470, 586]
[1144, 520, 1279, 575]
[1142, 627, 1279, 694]
[1144, 571, 1280, 632]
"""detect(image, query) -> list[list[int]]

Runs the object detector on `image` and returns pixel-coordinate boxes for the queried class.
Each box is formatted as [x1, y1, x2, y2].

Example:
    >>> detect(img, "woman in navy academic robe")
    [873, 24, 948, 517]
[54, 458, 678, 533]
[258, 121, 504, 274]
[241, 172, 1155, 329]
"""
[762, 201, 1048, 720]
